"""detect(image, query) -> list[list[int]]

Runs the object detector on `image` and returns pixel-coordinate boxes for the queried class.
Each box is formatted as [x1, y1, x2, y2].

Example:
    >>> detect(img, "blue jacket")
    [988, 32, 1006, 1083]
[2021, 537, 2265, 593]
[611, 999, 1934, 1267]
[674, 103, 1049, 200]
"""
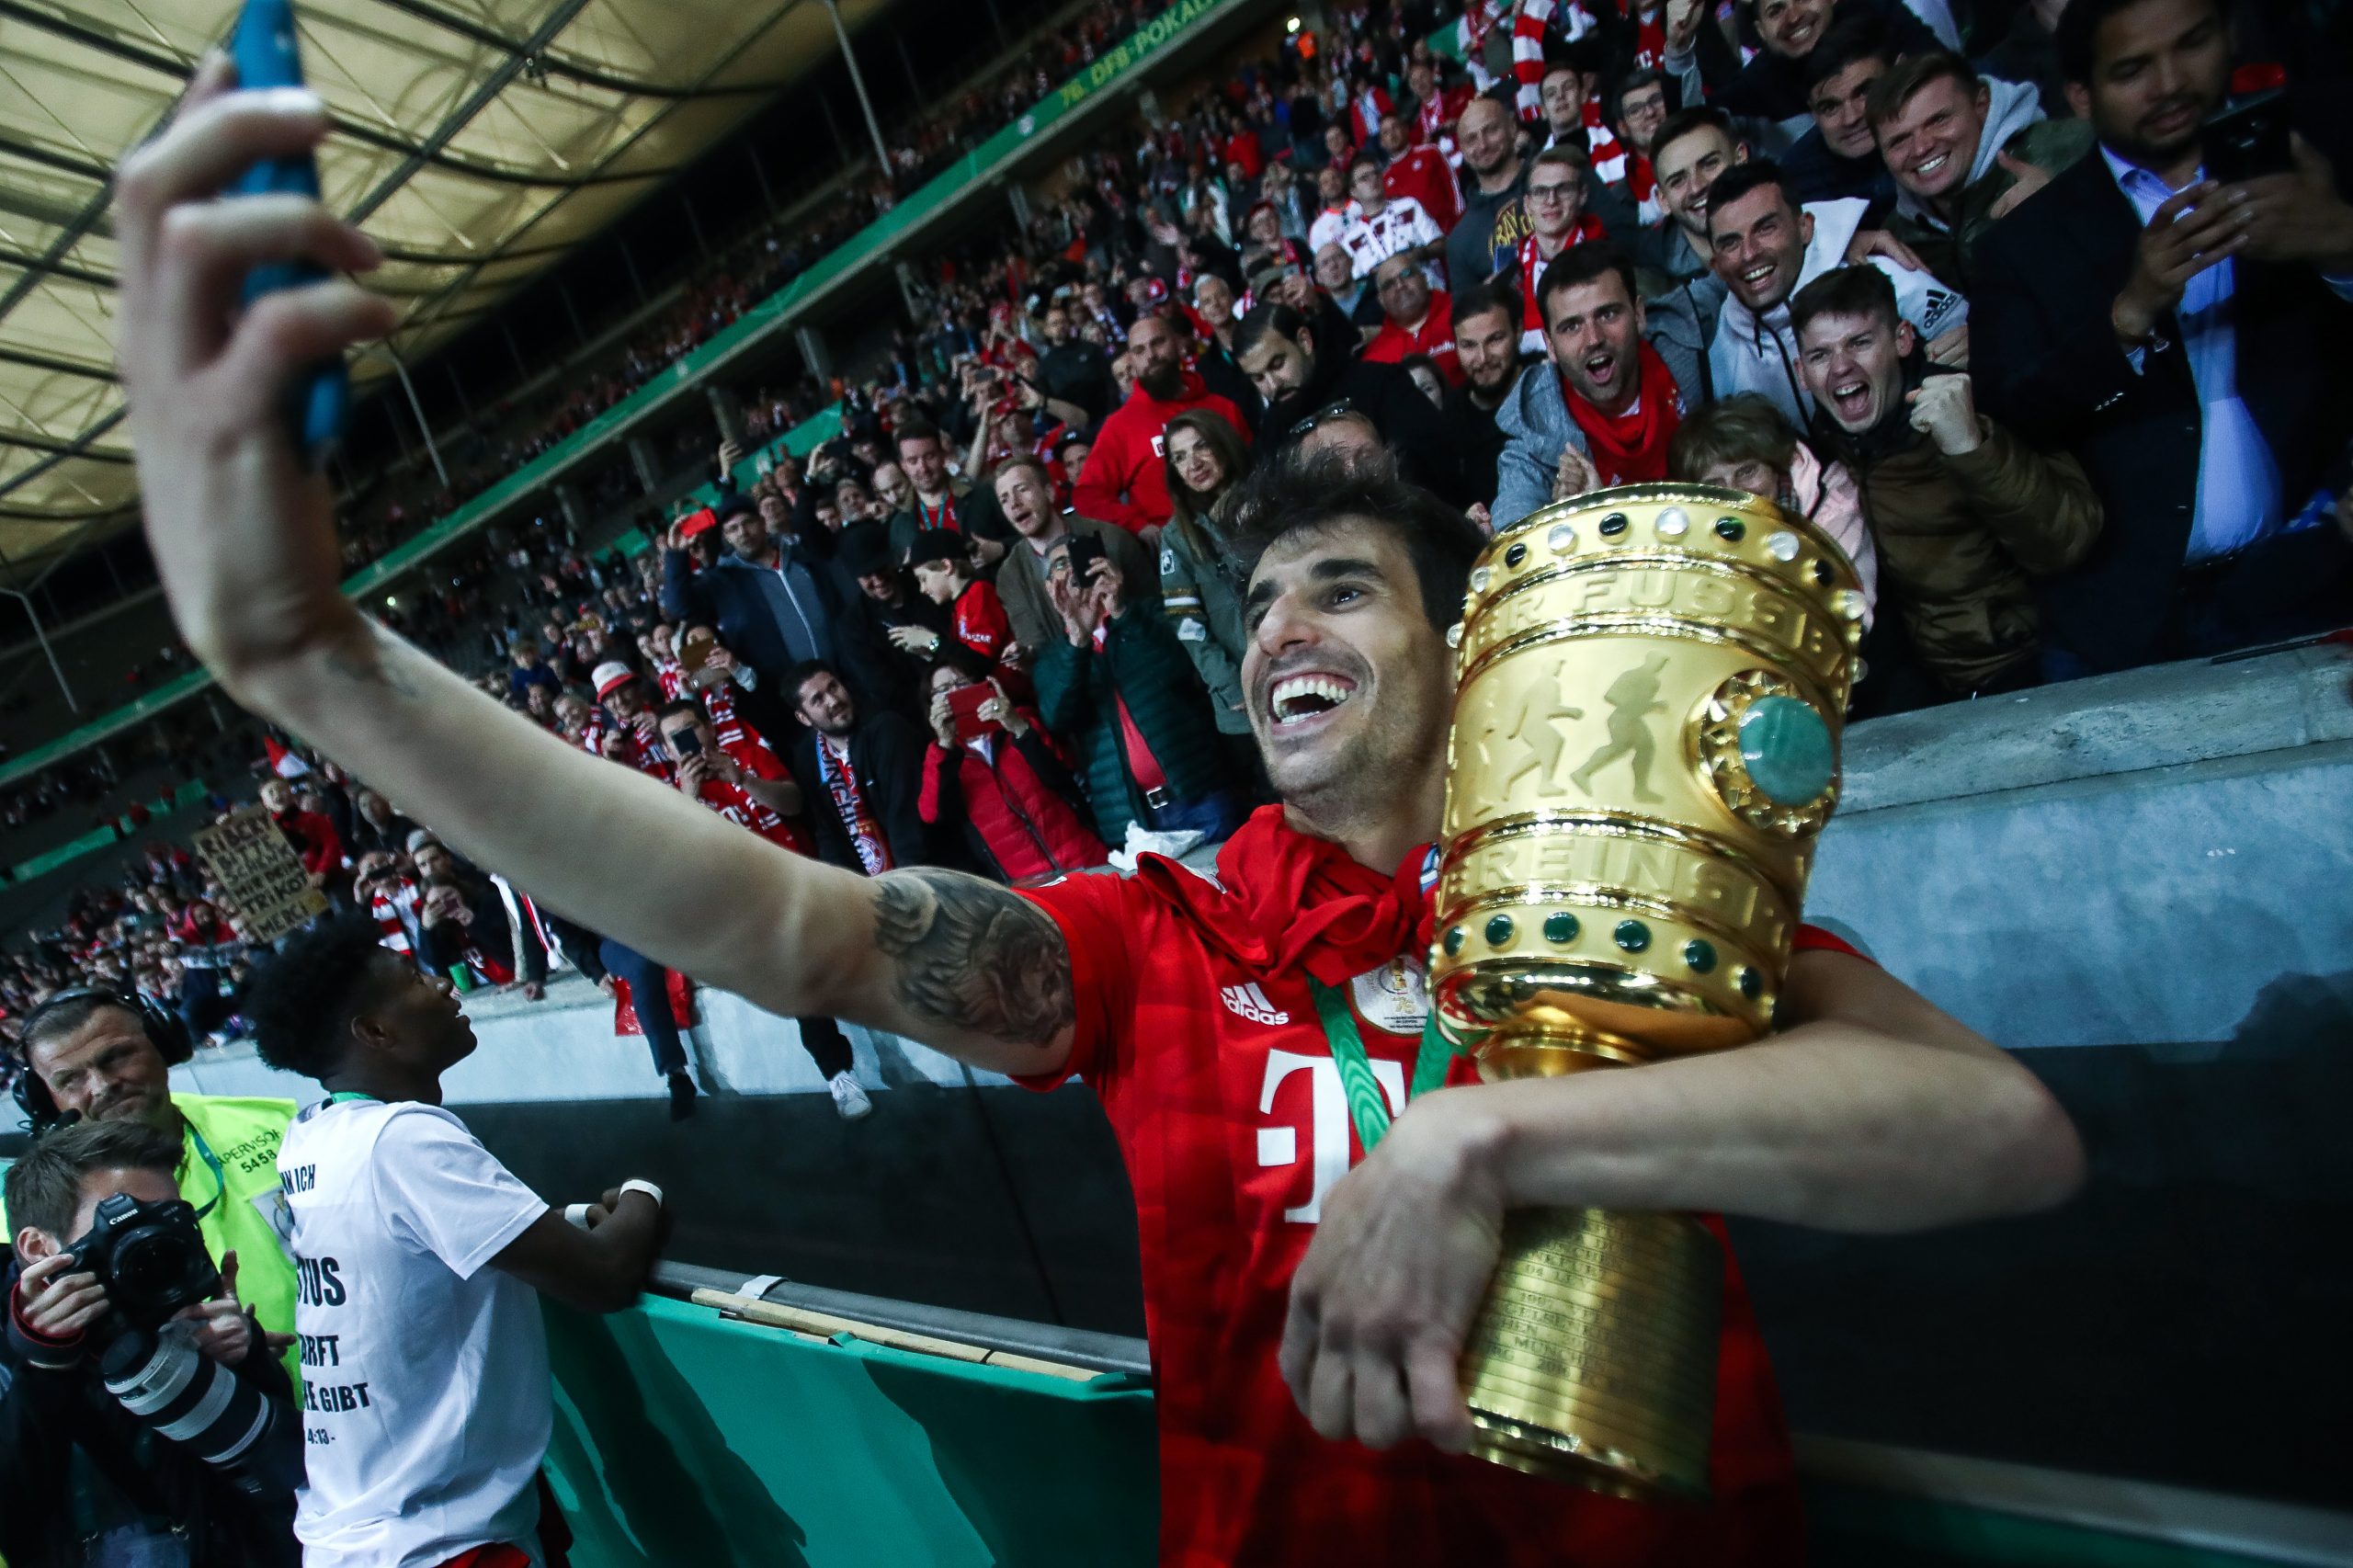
[659, 546, 841, 686]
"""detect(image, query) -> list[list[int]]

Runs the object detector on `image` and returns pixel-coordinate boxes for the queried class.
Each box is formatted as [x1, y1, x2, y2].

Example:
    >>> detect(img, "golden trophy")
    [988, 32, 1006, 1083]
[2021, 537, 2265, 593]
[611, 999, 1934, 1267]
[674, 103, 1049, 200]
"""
[1429, 483, 1865, 1499]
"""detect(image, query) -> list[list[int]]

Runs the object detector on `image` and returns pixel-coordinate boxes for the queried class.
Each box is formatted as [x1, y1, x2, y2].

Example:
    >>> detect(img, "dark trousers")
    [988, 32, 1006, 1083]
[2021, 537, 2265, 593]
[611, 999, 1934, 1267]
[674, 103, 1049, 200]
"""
[177, 967, 235, 1040]
[795, 1015, 855, 1080]
[597, 938, 855, 1083]
[599, 938, 687, 1077]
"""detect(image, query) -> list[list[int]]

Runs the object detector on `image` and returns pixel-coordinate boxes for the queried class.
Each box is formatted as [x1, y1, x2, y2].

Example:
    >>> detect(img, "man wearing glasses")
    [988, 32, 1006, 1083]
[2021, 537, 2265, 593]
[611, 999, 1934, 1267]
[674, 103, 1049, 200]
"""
[1361, 254, 1464, 386]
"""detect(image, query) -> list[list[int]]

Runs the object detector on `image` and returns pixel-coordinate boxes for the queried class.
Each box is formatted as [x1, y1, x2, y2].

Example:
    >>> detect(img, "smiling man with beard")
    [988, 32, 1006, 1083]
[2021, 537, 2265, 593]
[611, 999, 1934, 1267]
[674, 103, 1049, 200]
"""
[115, 68, 2084, 1563]
[1494, 242, 1702, 527]
[246, 913, 666, 1567]
[1437, 283, 1530, 508]
[1071, 311, 1249, 534]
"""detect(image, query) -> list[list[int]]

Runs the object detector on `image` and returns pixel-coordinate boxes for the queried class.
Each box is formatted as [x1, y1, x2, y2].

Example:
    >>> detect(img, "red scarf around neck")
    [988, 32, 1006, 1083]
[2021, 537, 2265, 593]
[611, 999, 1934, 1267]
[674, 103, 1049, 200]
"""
[1125, 804, 1434, 984]
[1563, 338, 1685, 485]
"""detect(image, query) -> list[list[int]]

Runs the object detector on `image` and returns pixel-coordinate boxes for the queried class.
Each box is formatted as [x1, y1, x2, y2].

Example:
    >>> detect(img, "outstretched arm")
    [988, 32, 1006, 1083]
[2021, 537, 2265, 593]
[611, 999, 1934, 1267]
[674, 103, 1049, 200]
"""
[115, 62, 1075, 1078]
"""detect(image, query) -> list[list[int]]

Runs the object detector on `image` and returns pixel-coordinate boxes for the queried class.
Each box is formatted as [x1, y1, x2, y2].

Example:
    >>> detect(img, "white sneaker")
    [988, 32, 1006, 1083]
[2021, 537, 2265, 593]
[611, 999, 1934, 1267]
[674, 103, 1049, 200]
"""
[828, 1071, 873, 1120]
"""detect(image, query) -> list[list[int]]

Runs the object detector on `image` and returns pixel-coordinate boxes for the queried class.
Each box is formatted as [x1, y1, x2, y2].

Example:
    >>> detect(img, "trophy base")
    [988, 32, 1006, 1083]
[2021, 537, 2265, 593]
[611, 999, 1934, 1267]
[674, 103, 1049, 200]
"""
[1456, 1024, 1722, 1502]
[1459, 1206, 1724, 1503]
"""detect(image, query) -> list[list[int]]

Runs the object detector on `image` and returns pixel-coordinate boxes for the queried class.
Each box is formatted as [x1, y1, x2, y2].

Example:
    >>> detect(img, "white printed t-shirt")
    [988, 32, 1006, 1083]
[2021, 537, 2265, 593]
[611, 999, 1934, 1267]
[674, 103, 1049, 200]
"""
[278, 1098, 551, 1568]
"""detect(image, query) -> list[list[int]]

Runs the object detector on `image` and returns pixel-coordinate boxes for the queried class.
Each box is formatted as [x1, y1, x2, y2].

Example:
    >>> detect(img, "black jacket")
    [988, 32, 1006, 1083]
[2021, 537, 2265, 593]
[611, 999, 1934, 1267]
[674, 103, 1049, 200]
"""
[1260, 342, 1469, 506]
[1972, 139, 2353, 669]
[1038, 341, 1121, 426]
[659, 543, 843, 688]
[2, 1256, 302, 1568]
[1441, 378, 1518, 511]
[788, 712, 935, 873]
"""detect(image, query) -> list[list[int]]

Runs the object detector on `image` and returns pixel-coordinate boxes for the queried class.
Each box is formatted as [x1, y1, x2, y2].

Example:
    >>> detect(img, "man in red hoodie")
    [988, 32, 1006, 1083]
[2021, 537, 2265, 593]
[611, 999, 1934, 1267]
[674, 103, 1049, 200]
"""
[1071, 312, 1247, 534]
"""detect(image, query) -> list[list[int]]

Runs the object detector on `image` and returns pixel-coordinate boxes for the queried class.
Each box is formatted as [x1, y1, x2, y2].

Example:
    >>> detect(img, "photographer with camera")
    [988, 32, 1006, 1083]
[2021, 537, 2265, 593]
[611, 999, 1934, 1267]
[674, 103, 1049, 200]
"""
[242, 913, 667, 1568]
[4, 1118, 302, 1567]
[6, 991, 301, 1392]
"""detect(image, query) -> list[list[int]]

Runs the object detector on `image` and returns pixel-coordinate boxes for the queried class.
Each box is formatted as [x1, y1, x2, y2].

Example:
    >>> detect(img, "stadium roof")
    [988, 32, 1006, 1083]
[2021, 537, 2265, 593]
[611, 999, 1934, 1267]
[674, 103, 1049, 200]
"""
[0, 0, 887, 579]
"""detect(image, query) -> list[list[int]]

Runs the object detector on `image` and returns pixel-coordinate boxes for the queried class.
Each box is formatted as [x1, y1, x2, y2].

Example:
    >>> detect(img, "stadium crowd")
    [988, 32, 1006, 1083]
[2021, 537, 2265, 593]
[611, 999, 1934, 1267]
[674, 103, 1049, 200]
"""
[9, 0, 2353, 1118]
[2, 0, 2349, 1559]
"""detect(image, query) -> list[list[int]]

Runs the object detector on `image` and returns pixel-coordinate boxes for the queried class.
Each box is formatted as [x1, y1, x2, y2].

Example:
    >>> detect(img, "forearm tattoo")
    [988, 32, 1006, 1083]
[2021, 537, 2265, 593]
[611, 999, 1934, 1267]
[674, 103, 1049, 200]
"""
[870, 869, 1074, 1049]
[324, 621, 424, 700]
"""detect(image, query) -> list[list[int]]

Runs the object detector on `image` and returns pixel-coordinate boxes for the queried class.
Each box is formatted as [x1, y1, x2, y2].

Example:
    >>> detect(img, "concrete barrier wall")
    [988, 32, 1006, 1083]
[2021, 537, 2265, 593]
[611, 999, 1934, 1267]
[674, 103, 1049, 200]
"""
[147, 977, 1010, 1116]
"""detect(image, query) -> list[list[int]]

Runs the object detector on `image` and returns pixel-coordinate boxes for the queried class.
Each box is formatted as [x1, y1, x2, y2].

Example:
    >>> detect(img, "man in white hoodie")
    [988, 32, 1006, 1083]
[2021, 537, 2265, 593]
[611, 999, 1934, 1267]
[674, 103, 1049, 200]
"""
[1704, 158, 1971, 426]
[1870, 51, 2095, 284]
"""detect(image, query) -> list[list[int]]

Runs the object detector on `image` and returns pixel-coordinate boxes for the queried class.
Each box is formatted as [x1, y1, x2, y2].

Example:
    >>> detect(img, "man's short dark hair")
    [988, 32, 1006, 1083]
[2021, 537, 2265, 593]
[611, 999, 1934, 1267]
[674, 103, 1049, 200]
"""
[906, 529, 968, 571]
[1802, 14, 1894, 93]
[1866, 51, 1981, 130]
[1704, 159, 1800, 234]
[1789, 264, 1901, 337]
[892, 416, 944, 452]
[655, 698, 707, 730]
[1536, 239, 1640, 325]
[786, 659, 846, 704]
[1233, 301, 1311, 361]
[1451, 281, 1524, 335]
[1652, 104, 1735, 169]
[1222, 449, 1486, 634]
[1529, 143, 1592, 185]
[1609, 68, 1667, 129]
[4, 1119, 183, 1241]
[1347, 153, 1382, 180]
[2055, 0, 2219, 83]
[239, 911, 394, 1083]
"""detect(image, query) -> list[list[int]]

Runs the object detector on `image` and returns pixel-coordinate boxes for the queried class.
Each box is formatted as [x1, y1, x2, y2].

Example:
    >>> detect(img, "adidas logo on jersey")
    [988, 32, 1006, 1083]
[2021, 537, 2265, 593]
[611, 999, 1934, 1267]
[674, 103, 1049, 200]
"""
[1220, 982, 1290, 1026]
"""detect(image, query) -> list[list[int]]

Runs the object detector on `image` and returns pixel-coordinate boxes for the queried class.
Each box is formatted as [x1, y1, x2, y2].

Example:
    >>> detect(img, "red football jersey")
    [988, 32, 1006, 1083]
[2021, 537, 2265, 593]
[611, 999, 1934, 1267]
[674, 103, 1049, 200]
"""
[1019, 819, 1835, 1567]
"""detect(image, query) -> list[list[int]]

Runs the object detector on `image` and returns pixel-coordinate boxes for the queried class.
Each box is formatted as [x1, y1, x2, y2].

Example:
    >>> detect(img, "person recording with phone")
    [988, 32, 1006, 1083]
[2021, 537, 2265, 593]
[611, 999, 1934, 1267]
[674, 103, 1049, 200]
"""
[4, 1118, 303, 1568]
[1972, 0, 2353, 674]
[918, 657, 1108, 883]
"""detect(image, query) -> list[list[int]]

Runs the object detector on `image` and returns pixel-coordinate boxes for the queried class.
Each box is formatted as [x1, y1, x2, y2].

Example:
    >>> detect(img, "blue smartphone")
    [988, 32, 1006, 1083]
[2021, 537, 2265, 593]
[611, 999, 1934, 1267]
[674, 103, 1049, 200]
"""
[228, 0, 348, 461]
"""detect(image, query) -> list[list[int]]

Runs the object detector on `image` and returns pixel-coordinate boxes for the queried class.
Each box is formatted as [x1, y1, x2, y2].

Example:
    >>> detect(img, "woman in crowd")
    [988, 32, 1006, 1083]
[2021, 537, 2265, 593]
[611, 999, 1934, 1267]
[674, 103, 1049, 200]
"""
[916, 658, 1108, 883]
[1156, 410, 1256, 751]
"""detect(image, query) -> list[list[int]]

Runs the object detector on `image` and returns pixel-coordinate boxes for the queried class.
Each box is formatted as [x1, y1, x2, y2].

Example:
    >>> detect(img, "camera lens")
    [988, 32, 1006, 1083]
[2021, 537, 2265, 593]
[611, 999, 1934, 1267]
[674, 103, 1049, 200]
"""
[103, 1324, 300, 1494]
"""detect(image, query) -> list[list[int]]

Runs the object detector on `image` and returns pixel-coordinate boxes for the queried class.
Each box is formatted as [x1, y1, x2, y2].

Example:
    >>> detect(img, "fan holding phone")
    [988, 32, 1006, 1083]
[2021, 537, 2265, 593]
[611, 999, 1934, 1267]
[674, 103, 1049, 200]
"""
[916, 662, 1109, 881]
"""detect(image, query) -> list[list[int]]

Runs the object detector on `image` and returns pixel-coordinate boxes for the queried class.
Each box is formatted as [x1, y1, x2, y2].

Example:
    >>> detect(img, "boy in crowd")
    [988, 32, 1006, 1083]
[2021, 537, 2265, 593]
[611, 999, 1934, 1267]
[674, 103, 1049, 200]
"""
[244, 914, 668, 1567]
[1792, 265, 2103, 700]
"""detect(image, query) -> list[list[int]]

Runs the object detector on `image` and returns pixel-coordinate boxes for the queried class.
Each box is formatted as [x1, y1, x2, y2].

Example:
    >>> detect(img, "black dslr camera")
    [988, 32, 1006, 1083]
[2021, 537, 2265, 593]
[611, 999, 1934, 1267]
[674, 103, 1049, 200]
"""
[63, 1191, 297, 1494]
[66, 1191, 222, 1332]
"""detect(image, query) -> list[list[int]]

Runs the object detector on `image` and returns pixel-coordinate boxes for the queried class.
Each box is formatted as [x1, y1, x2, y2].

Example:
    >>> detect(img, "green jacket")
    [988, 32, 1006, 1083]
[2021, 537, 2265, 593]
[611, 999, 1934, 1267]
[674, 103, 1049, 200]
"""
[1033, 604, 1236, 842]
[1156, 514, 1252, 735]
